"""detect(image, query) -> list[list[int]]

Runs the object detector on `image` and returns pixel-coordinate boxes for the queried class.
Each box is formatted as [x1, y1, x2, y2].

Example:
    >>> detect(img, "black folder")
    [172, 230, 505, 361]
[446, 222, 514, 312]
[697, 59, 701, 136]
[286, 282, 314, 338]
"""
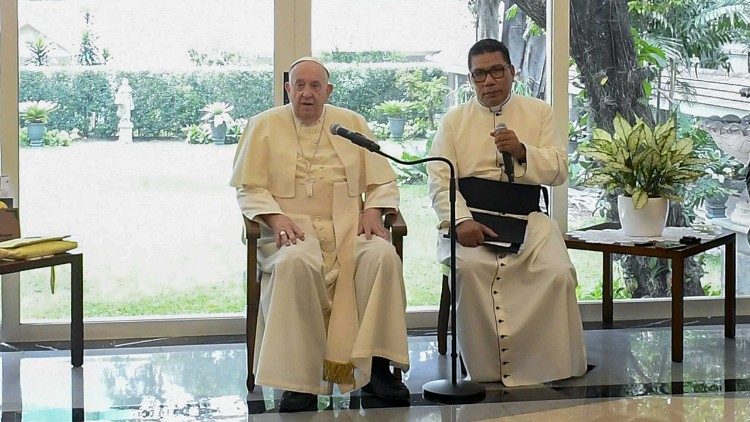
[458, 177, 549, 253]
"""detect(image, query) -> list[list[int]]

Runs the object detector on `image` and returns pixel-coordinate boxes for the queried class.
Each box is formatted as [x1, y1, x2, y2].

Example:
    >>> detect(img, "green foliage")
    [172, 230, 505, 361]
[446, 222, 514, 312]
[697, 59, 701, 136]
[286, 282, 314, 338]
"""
[396, 69, 450, 134]
[25, 36, 50, 66]
[187, 48, 252, 66]
[182, 124, 210, 144]
[629, 0, 750, 68]
[43, 129, 80, 147]
[226, 118, 248, 144]
[76, 12, 110, 66]
[506, 4, 545, 38]
[328, 65, 446, 122]
[19, 65, 443, 140]
[368, 121, 390, 140]
[320, 50, 408, 63]
[327, 67, 404, 121]
[18, 126, 80, 147]
[200, 101, 234, 128]
[19, 100, 58, 123]
[578, 114, 707, 209]
[452, 81, 475, 105]
[375, 100, 411, 118]
[19, 68, 273, 138]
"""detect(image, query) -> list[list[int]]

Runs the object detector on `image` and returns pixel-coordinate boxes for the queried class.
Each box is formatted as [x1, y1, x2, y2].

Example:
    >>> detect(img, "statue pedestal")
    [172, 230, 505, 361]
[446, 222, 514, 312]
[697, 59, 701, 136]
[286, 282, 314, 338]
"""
[118, 121, 133, 143]
[730, 199, 750, 227]
[710, 217, 750, 294]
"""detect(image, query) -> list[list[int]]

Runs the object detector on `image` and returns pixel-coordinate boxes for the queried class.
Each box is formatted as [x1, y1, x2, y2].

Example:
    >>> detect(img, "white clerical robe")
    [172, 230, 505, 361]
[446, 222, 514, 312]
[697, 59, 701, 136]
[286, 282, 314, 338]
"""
[427, 96, 586, 386]
[230, 104, 409, 395]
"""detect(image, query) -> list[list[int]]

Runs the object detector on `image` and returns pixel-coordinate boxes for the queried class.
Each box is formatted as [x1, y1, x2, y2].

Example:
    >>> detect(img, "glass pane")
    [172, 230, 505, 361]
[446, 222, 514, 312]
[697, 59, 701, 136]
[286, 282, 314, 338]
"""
[567, 1, 750, 299]
[18, 0, 273, 321]
[313, 0, 474, 307]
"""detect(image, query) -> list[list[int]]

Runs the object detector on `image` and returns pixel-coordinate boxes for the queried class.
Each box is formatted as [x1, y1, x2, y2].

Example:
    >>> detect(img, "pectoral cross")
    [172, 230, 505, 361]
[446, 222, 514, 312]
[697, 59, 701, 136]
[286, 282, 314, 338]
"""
[305, 174, 315, 198]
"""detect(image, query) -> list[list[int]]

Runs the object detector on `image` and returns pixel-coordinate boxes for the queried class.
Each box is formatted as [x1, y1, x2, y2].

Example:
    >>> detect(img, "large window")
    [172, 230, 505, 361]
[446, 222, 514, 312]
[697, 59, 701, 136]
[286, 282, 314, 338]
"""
[312, 0, 535, 307]
[566, 1, 750, 301]
[2, 0, 748, 341]
[17, 0, 274, 322]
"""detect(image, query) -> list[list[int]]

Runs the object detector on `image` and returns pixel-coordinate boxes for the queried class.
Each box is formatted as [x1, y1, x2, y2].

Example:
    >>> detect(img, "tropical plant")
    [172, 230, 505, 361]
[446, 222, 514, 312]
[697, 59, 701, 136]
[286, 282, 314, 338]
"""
[18, 127, 80, 147]
[200, 102, 234, 128]
[19, 100, 58, 123]
[43, 129, 81, 147]
[374, 100, 411, 118]
[76, 11, 109, 66]
[182, 124, 210, 144]
[578, 114, 707, 209]
[629, 0, 750, 69]
[25, 36, 50, 66]
[226, 118, 248, 144]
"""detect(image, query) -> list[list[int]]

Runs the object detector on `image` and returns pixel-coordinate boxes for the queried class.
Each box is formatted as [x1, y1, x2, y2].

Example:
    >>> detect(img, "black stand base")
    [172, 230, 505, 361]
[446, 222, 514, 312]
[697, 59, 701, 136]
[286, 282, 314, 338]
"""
[422, 379, 486, 404]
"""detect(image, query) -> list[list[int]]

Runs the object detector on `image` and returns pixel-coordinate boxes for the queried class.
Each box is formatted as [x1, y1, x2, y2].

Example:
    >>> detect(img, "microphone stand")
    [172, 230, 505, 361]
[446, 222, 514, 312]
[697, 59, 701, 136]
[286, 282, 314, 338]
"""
[358, 145, 486, 404]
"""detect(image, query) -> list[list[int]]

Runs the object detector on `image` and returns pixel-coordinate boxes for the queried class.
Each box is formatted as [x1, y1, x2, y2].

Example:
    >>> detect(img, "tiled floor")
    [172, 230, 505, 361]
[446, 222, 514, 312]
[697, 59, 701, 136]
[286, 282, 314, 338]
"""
[2, 324, 750, 420]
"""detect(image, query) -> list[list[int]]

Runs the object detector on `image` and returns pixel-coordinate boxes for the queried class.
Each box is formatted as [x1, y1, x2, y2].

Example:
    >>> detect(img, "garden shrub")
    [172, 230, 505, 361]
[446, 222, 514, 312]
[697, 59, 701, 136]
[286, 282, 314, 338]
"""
[19, 64, 446, 140]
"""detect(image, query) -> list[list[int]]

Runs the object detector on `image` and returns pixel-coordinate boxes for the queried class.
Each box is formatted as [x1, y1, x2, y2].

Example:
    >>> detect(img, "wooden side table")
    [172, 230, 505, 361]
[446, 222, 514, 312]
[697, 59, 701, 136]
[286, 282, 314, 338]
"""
[565, 222, 736, 362]
[0, 253, 83, 366]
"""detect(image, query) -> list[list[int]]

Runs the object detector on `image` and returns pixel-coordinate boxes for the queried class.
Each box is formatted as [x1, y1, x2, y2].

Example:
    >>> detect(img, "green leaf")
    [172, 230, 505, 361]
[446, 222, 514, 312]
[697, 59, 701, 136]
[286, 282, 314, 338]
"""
[613, 115, 631, 141]
[632, 189, 649, 210]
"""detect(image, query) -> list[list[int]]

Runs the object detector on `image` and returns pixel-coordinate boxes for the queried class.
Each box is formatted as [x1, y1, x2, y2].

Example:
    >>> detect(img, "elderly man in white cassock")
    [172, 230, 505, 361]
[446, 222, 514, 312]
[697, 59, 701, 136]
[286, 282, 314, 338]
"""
[426, 39, 587, 387]
[230, 57, 410, 412]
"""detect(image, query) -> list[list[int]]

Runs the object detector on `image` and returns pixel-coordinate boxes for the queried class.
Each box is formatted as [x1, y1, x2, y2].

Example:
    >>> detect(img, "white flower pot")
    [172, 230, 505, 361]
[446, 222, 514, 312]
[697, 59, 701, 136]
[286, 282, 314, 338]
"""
[617, 195, 669, 237]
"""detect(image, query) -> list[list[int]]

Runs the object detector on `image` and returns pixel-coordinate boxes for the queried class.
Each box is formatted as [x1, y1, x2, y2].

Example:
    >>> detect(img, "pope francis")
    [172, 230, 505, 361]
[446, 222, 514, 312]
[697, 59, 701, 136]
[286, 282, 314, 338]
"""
[230, 57, 410, 412]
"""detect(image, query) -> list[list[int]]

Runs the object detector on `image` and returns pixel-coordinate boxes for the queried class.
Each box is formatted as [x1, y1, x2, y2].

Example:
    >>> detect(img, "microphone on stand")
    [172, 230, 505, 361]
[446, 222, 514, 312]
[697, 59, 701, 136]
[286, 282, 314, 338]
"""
[494, 123, 515, 183]
[330, 123, 381, 152]
[330, 121, 486, 404]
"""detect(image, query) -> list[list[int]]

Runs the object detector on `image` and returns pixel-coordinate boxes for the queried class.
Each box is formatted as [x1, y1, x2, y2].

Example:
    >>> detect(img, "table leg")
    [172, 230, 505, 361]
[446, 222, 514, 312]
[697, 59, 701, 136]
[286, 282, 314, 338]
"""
[725, 238, 736, 339]
[603, 252, 613, 327]
[71, 255, 84, 367]
[671, 257, 684, 363]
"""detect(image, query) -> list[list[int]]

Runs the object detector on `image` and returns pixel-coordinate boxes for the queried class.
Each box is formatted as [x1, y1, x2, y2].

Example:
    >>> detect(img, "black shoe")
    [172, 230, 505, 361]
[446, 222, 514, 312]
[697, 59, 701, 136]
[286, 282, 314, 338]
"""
[279, 391, 318, 413]
[362, 358, 410, 402]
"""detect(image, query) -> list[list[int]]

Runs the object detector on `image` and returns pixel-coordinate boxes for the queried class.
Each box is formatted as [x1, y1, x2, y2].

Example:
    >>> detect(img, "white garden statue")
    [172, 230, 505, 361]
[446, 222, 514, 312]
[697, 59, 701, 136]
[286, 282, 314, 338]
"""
[115, 78, 134, 143]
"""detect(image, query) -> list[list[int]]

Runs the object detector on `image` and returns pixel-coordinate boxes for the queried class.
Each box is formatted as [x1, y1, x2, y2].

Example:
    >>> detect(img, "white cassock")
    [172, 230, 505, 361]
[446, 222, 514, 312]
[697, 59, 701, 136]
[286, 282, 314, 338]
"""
[230, 104, 409, 395]
[427, 95, 587, 386]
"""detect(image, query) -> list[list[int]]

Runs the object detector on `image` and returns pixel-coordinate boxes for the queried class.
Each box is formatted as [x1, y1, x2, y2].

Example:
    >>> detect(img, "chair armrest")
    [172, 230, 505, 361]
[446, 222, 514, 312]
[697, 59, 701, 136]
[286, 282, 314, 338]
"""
[244, 216, 261, 241]
[385, 211, 407, 237]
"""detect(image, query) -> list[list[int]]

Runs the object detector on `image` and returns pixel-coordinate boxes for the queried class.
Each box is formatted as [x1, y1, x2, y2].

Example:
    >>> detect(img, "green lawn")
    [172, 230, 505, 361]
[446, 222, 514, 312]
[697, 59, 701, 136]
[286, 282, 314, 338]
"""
[17, 141, 723, 321]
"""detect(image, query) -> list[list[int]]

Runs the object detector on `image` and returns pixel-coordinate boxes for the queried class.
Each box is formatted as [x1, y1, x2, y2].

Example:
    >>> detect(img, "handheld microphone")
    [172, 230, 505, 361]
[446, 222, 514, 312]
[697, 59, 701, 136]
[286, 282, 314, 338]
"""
[494, 123, 515, 182]
[330, 123, 381, 152]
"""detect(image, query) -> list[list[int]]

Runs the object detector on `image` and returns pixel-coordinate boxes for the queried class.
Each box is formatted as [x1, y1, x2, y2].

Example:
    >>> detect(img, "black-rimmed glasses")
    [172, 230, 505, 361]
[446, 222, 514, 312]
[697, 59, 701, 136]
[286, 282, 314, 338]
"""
[470, 65, 510, 82]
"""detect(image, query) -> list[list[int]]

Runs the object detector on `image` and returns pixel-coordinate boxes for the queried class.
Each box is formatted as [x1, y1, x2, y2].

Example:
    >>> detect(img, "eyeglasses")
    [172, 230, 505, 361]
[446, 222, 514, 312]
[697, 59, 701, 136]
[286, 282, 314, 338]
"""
[470, 65, 510, 82]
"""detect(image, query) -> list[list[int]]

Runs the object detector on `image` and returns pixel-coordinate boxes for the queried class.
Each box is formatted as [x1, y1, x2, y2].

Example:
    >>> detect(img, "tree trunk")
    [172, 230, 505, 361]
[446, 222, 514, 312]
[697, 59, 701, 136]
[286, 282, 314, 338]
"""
[514, 0, 652, 131]
[476, 0, 503, 40]
[502, 0, 705, 298]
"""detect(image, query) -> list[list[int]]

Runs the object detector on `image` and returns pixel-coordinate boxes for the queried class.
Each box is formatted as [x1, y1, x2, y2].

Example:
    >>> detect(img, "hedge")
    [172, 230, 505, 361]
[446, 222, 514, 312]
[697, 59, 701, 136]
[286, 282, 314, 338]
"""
[19, 63, 445, 139]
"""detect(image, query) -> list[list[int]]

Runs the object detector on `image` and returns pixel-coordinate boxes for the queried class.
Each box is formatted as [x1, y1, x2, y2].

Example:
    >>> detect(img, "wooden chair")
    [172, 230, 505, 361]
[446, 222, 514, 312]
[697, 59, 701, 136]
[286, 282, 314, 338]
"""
[437, 268, 451, 355]
[244, 212, 408, 391]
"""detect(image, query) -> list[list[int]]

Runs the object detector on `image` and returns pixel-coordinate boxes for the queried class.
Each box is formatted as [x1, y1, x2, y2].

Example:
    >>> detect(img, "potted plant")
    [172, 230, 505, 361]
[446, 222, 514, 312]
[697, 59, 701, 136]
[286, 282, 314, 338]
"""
[375, 100, 411, 139]
[578, 114, 706, 236]
[200, 102, 234, 145]
[19, 100, 58, 147]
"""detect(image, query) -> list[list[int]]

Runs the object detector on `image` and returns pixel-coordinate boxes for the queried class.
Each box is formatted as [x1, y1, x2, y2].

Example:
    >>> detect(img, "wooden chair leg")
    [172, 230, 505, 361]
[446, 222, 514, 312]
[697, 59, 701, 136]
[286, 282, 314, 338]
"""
[246, 270, 261, 392]
[437, 274, 450, 355]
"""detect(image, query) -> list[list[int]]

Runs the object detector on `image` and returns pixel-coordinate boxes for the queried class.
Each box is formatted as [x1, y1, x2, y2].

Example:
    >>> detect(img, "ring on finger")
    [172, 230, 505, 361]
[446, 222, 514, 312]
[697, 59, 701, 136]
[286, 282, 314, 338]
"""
[279, 230, 288, 237]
